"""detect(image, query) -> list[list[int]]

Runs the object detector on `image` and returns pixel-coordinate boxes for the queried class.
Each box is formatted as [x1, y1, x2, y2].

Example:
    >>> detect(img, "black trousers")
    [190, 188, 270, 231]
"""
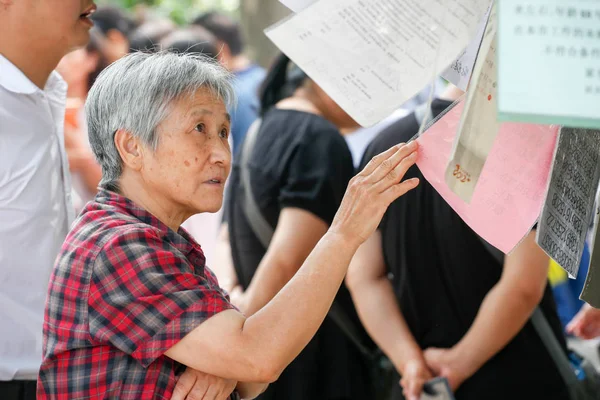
[0, 380, 37, 400]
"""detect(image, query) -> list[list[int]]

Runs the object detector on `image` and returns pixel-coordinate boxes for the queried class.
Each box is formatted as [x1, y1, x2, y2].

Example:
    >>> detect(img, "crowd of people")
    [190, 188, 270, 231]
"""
[1, 2, 599, 400]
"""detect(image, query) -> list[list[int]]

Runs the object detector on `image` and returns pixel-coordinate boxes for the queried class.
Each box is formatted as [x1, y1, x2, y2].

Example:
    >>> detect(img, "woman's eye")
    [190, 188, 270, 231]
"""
[195, 123, 205, 133]
[219, 128, 229, 139]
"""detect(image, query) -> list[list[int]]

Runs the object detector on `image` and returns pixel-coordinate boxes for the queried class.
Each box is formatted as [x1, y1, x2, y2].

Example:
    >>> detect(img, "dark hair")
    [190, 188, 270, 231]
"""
[191, 12, 243, 56]
[128, 19, 176, 53]
[259, 53, 307, 115]
[160, 27, 219, 59]
[91, 6, 136, 38]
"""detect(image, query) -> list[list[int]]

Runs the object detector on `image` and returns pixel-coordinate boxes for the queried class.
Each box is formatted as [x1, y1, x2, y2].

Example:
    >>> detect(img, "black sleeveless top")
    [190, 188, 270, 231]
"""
[360, 99, 570, 400]
[227, 108, 373, 400]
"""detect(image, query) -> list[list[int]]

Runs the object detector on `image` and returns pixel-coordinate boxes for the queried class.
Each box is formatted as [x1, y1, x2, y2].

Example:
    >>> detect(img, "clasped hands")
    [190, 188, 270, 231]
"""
[400, 347, 471, 400]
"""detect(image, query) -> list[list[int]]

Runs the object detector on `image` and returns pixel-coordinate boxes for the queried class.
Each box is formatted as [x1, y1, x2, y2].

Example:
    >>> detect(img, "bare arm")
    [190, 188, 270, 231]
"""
[424, 230, 550, 389]
[240, 208, 328, 316]
[235, 382, 269, 399]
[164, 142, 419, 383]
[212, 223, 239, 293]
[346, 231, 430, 399]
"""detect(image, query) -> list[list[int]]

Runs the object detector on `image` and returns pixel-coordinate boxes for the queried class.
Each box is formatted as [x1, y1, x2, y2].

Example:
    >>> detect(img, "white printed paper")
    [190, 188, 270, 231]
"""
[279, 0, 314, 12]
[279, 0, 492, 92]
[536, 128, 600, 277]
[266, 0, 489, 127]
[440, 3, 492, 91]
[444, 5, 499, 203]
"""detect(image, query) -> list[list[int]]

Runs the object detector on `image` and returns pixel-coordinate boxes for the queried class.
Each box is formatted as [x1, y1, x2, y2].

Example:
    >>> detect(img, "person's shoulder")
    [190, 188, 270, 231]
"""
[71, 200, 165, 259]
[360, 112, 419, 169]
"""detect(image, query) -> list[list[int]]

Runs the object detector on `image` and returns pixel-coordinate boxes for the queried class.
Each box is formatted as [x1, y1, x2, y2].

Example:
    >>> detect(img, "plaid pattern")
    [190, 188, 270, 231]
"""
[38, 189, 236, 399]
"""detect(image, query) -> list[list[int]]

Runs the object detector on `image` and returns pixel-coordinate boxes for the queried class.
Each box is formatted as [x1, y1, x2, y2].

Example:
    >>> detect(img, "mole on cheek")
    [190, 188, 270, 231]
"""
[195, 157, 198, 162]
[184, 160, 190, 167]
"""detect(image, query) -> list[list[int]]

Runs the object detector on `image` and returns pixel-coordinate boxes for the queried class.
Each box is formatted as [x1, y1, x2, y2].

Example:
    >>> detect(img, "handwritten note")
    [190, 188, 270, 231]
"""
[498, 0, 600, 129]
[416, 101, 558, 253]
[266, 0, 489, 126]
[537, 128, 600, 277]
[581, 190, 600, 307]
[444, 5, 498, 203]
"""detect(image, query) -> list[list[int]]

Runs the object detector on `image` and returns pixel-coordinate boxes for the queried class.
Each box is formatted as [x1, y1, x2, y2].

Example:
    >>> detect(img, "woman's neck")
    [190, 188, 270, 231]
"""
[275, 88, 323, 116]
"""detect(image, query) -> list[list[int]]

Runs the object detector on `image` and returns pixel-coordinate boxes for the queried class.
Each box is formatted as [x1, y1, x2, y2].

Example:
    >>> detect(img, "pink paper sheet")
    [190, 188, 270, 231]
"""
[416, 102, 559, 253]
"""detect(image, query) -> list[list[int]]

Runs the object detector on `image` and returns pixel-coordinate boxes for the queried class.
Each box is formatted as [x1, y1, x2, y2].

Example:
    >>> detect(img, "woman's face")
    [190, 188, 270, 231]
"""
[140, 88, 231, 216]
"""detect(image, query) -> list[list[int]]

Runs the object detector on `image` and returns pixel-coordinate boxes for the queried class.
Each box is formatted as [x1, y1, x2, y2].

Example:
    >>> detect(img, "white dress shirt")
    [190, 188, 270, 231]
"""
[0, 54, 74, 380]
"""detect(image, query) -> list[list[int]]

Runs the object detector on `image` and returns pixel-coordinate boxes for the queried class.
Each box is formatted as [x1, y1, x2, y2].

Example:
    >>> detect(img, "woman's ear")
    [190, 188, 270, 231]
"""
[114, 129, 143, 172]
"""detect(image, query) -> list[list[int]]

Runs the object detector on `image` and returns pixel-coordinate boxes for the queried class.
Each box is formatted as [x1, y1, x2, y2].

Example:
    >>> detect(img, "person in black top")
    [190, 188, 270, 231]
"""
[221, 54, 376, 400]
[346, 86, 570, 400]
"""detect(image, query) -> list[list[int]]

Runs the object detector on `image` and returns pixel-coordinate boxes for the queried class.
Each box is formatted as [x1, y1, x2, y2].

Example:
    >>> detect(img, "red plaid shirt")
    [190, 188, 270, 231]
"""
[38, 189, 236, 399]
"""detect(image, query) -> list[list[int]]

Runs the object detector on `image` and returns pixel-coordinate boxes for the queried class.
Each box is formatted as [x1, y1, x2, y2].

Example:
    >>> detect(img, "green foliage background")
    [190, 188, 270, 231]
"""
[97, 0, 240, 24]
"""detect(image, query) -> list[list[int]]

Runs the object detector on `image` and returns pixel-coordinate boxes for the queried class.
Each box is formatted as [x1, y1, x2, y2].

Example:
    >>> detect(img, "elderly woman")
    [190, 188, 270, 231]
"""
[37, 52, 419, 399]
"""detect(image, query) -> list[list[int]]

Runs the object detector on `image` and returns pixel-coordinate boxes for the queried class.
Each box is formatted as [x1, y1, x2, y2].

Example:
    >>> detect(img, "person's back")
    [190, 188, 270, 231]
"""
[353, 97, 570, 400]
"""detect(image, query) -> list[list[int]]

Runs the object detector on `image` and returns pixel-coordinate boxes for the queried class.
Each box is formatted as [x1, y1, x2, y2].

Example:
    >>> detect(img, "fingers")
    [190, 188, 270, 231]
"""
[367, 141, 418, 184]
[171, 369, 199, 400]
[203, 379, 237, 400]
[358, 143, 405, 177]
[401, 377, 426, 400]
[382, 178, 420, 205]
[373, 149, 418, 193]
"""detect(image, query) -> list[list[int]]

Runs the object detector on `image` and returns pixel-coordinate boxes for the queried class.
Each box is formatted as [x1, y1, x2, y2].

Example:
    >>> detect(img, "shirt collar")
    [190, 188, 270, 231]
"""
[0, 53, 67, 96]
[95, 188, 200, 255]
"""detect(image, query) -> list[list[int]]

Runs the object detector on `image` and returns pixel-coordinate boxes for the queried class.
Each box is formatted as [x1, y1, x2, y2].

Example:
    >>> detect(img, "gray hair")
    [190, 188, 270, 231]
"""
[85, 51, 235, 190]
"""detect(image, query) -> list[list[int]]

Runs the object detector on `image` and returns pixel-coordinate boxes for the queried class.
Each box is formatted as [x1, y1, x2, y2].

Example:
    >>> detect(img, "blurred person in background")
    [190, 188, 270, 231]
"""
[89, 5, 136, 64]
[160, 26, 219, 59]
[568, 304, 600, 340]
[37, 51, 419, 399]
[0, 1, 96, 398]
[220, 53, 376, 400]
[56, 29, 105, 212]
[193, 11, 265, 157]
[345, 87, 570, 400]
[129, 17, 176, 52]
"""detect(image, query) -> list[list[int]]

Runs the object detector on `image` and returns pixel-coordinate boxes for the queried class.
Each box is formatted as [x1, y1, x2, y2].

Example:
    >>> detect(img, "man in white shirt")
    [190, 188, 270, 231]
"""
[0, 1, 98, 398]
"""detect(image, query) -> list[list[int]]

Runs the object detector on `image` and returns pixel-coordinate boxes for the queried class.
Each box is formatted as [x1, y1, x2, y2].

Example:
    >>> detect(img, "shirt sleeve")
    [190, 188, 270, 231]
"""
[88, 227, 235, 367]
[278, 128, 354, 225]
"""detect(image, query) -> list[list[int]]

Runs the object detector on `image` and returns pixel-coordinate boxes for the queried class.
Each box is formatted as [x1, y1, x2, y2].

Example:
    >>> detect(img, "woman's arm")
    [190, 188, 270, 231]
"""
[165, 142, 419, 383]
[236, 208, 328, 315]
[423, 230, 550, 390]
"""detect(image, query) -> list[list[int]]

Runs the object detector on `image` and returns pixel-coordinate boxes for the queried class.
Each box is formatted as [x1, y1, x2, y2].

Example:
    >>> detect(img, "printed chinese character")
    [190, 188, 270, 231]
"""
[515, 5, 523, 14]
[582, 47, 589, 58]
[568, 8, 577, 17]
[562, 26, 571, 36]
[587, 68, 595, 78]
[539, 25, 548, 35]
[569, 47, 578, 57]
[581, 9, 592, 18]
[574, 28, 583, 37]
